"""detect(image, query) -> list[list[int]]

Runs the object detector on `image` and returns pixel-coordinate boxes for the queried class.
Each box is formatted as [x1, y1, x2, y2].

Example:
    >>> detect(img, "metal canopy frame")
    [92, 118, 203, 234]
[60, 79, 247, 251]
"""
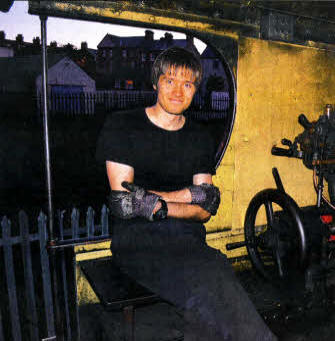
[40, 15, 54, 242]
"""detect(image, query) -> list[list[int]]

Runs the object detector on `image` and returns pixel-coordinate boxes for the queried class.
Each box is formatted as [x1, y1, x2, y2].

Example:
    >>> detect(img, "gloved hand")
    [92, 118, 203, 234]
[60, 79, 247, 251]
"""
[188, 183, 221, 215]
[109, 181, 160, 221]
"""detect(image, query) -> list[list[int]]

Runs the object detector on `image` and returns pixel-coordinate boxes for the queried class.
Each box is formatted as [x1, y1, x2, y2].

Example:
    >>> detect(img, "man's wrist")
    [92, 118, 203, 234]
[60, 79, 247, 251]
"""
[152, 199, 162, 214]
[153, 199, 168, 220]
[150, 189, 192, 203]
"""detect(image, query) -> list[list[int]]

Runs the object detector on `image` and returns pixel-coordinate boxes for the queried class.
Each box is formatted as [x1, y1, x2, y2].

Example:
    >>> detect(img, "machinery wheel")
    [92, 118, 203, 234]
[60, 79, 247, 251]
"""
[244, 189, 307, 282]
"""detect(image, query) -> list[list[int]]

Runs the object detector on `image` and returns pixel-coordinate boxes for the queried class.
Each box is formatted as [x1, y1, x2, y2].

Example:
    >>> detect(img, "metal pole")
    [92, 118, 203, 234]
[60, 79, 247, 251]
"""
[40, 15, 64, 340]
[40, 15, 54, 241]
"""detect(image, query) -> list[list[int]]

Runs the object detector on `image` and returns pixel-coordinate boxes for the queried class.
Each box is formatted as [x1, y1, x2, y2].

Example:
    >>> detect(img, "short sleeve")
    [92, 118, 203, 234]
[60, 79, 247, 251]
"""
[96, 113, 134, 167]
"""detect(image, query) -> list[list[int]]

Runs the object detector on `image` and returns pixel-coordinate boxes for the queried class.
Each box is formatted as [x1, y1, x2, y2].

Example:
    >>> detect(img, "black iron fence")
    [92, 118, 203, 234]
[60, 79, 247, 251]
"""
[0, 205, 110, 341]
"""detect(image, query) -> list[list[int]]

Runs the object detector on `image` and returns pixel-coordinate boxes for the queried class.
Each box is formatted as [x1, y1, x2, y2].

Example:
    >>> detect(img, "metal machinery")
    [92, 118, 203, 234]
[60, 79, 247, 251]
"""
[227, 105, 335, 289]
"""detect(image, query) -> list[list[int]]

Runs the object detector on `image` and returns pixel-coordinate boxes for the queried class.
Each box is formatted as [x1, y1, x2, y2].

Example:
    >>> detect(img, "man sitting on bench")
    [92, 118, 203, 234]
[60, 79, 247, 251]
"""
[96, 46, 277, 341]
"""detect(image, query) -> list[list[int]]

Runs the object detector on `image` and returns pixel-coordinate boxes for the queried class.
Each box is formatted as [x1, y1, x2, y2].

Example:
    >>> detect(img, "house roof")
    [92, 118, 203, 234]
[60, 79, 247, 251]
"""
[98, 33, 199, 55]
[0, 54, 65, 92]
[87, 48, 97, 58]
[0, 36, 34, 50]
[98, 34, 149, 48]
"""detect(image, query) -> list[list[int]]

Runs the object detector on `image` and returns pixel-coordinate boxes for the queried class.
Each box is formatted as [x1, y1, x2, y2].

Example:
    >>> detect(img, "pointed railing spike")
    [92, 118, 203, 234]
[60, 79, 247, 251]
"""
[101, 204, 109, 236]
[71, 208, 80, 239]
[1, 215, 10, 227]
[58, 209, 66, 240]
[38, 211, 48, 240]
[86, 207, 95, 238]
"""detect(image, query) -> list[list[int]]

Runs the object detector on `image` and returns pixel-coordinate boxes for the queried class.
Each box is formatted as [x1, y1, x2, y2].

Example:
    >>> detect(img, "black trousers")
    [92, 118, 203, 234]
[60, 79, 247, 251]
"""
[112, 218, 277, 341]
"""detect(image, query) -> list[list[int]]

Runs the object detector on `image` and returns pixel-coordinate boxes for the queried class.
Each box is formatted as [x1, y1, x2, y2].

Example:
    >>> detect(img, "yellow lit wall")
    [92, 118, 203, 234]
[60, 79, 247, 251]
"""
[216, 37, 335, 236]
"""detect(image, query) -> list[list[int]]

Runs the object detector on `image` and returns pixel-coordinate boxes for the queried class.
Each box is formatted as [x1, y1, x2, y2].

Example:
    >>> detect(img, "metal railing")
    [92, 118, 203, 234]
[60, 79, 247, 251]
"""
[34, 90, 230, 117]
[0, 205, 110, 341]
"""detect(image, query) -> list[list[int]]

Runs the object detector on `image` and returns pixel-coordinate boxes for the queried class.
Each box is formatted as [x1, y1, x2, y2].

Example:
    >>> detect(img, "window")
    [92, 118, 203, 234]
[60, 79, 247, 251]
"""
[122, 49, 127, 58]
[109, 49, 113, 57]
[150, 53, 155, 61]
[115, 79, 120, 89]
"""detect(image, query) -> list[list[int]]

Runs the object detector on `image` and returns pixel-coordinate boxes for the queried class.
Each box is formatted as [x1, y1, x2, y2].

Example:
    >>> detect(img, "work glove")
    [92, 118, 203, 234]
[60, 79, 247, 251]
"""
[109, 181, 160, 221]
[188, 183, 221, 215]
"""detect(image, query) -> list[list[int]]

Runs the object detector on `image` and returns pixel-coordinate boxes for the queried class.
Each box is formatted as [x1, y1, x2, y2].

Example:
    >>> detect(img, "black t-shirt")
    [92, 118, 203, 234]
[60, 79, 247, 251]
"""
[96, 108, 216, 192]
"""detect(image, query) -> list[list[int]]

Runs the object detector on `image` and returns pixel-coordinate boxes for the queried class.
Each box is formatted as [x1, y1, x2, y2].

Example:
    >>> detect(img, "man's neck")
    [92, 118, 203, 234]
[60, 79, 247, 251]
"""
[145, 105, 185, 131]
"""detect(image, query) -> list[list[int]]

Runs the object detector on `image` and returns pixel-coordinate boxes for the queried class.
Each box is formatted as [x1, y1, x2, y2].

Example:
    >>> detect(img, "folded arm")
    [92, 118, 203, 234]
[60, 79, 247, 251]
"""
[149, 187, 192, 203]
[149, 173, 216, 221]
[106, 161, 219, 222]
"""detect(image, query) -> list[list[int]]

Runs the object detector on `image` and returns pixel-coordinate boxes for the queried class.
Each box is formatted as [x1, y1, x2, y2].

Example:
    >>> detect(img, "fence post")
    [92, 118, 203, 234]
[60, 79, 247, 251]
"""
[58, 209, 65, 241]
[59, 248, 72, 341]
[64, 247, 80, 341]
[2, 216, 22, 341]
[19, 210, 39, 341]
[86, 207, 95, 238]
[71, 208, 80, 239]
[83, 92, 86, 115]
[66, 209, 81, 341]
[38, 211, 56, 339]
[101, 204, 109, 236]
[56, 210, 80, 341]
[56, 209, 72, 340]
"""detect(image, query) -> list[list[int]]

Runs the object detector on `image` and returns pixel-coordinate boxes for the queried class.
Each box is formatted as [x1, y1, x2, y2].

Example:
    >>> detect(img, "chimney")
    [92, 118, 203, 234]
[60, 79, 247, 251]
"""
[164, 32, 173, 45]
[0, 31, 5, 41]
[16, 34, 23, 44]
[145, 30, 154, 41]
[33, 36, 40, 46]
[81, 41, 88, 50]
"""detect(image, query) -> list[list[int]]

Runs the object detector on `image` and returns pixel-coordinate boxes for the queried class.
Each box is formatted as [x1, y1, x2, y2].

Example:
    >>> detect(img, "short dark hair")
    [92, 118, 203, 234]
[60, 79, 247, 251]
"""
[151, 47, 202, 88]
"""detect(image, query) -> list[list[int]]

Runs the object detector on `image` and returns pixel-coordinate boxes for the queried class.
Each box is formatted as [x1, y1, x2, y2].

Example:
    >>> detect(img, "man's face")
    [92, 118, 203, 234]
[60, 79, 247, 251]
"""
[154, 66, 197, 115]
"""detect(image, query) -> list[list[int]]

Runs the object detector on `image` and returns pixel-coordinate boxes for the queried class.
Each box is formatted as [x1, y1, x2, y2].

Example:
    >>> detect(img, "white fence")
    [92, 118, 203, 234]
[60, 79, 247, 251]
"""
[37, 90, 230, 117]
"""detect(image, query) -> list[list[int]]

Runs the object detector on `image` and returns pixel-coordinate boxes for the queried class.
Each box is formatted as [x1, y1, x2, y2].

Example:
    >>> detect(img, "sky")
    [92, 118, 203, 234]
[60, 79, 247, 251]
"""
[0, 1, 206, 52]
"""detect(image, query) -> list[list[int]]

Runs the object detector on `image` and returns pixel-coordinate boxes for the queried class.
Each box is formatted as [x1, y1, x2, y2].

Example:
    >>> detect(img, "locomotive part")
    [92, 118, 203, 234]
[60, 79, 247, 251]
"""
[246, 106, 335, 288]
[298, 113, 313, 130]
[244, 189, 307, 282]
[226, 241, 247, 251]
